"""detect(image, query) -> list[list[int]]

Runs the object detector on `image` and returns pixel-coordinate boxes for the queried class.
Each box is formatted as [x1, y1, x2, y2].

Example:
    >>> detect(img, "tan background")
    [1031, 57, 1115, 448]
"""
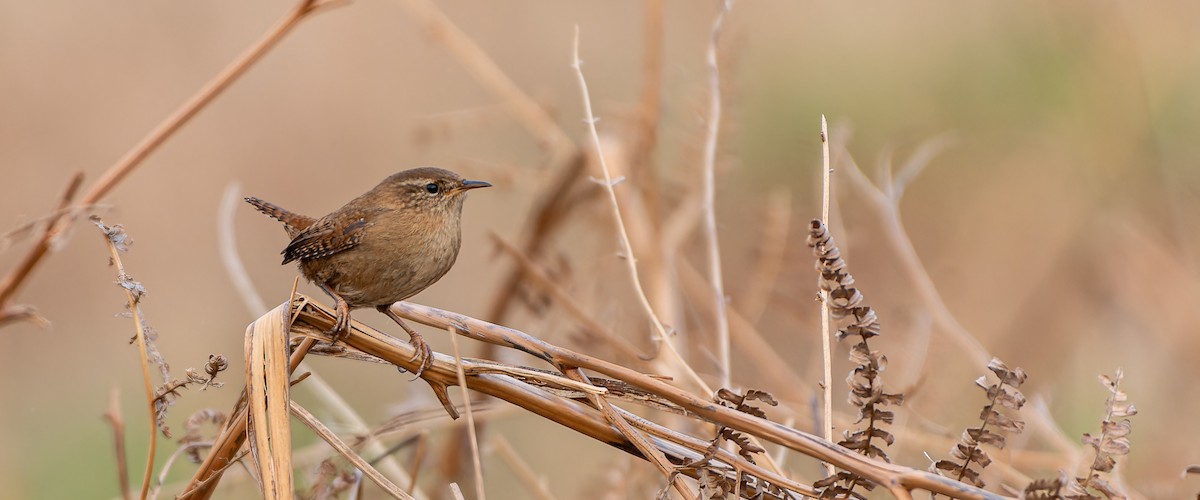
[2, 0, 1199, 498]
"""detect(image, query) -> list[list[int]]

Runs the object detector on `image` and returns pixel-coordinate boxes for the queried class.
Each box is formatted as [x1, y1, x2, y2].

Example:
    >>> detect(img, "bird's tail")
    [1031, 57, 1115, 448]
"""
[244, 197, 315, 238]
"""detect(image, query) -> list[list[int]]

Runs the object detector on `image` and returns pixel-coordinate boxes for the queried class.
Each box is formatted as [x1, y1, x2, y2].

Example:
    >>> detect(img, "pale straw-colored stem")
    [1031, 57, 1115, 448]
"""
[571, 27, 710, 395]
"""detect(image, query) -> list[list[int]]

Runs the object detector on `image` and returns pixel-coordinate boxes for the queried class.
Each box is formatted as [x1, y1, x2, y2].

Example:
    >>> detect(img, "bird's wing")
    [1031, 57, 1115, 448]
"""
[245, 197, 317, 239]
[281, 210, 377, 264]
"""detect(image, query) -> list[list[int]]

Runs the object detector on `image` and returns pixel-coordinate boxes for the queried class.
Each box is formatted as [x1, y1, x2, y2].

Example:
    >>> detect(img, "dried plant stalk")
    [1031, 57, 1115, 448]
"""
[244, 301, 294, 499]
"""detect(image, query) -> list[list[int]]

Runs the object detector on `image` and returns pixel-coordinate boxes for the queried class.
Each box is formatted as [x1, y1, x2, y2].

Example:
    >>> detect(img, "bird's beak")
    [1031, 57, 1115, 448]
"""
[459, 180, 492, 191]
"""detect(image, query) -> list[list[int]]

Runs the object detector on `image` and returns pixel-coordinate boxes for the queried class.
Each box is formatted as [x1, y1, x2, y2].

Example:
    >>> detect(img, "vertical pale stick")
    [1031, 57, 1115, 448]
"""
[819, 115, 835, 477]
[449, 326, 486, 500]
[702, 0, 734, 390]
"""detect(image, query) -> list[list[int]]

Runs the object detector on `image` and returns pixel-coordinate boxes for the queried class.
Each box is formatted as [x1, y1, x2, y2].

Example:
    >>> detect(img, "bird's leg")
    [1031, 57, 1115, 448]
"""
[317, 282, 351, 342]
[377, 304, 434, 378]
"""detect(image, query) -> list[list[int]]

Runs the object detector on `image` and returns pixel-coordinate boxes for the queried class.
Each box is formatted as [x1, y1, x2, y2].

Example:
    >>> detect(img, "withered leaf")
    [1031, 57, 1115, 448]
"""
[967, 427, 1007, 448]
[743, 389, 778, 406]
[1110, 402, 1137, 418]
[982, 409, 1026, 433]
[957, 466, 985, 488]
[933, 460, 961, 473]
[987, 358, 1028, 388]
[995, 385, 1027, 410]
[1100, 437, 1131, 457]
[869, 427, 895, 446]
[1100, 419, 1131, 439]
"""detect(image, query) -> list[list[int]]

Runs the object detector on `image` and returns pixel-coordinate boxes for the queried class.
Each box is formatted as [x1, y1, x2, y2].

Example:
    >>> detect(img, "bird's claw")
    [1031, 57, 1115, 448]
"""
[406, 333, 434, 379]
[326, 304, 351, 343]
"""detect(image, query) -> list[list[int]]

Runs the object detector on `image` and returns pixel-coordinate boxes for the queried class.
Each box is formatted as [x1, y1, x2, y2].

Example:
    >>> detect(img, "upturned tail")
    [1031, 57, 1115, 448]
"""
[244, 197, 316, 239]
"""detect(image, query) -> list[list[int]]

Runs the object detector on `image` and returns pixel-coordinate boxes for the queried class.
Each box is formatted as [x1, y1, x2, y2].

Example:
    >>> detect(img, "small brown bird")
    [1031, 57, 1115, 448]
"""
[246, 167, 490, 375]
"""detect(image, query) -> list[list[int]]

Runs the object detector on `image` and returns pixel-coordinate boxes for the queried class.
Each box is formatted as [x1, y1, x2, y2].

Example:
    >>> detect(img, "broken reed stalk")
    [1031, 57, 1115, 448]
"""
[701, 0, 734, 389]
[244, 300, 294, 499]
[95, 219, 158, 500]
[572, 26, 711, 395]
[0, 0, 344, 329]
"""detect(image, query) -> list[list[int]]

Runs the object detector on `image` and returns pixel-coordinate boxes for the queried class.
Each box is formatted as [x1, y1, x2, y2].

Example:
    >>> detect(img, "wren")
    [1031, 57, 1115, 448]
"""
[246, 167, 491, 375]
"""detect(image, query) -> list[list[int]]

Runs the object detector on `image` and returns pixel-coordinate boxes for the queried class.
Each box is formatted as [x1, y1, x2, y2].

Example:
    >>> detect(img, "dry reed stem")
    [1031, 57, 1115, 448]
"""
[103, 387, 132, 500]
[0, 0, 342, 327]
[818, 115, 836, 479]
[217, 184, 414, 491]
[491, 435, 558, 500]
[449, 326, 487, 500]
[572, 26, 710, 395]
[96, 219, 157, 500]
[244, 302, 293, 499]
[289, 401, 413, 499]
[702, 0, 734, 390]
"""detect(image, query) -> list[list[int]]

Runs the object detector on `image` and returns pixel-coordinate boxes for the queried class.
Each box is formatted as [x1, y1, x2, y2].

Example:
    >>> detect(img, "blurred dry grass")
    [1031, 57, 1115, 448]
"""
[2, 0, 1200, 498]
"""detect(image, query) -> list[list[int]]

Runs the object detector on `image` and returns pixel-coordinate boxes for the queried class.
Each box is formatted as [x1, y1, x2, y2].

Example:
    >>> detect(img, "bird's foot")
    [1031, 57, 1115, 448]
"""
[379, 304, 434, 378]
[405, 331, 434, 378]
[326, 298, 351, 343]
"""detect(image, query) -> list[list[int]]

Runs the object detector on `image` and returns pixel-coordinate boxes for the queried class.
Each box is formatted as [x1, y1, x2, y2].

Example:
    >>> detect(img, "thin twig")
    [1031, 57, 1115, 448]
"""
[96, 220, 157, 500]
[571, 26, 710, 395]
[449, 326, 487, 500]
[103, 388, 132, 500]
[702, 0, 735, 389]
[818, 115, 835, 477]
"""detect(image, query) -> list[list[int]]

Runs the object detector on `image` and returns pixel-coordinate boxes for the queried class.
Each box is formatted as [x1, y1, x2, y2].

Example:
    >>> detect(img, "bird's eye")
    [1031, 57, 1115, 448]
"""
[424, 183, 439, 194]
